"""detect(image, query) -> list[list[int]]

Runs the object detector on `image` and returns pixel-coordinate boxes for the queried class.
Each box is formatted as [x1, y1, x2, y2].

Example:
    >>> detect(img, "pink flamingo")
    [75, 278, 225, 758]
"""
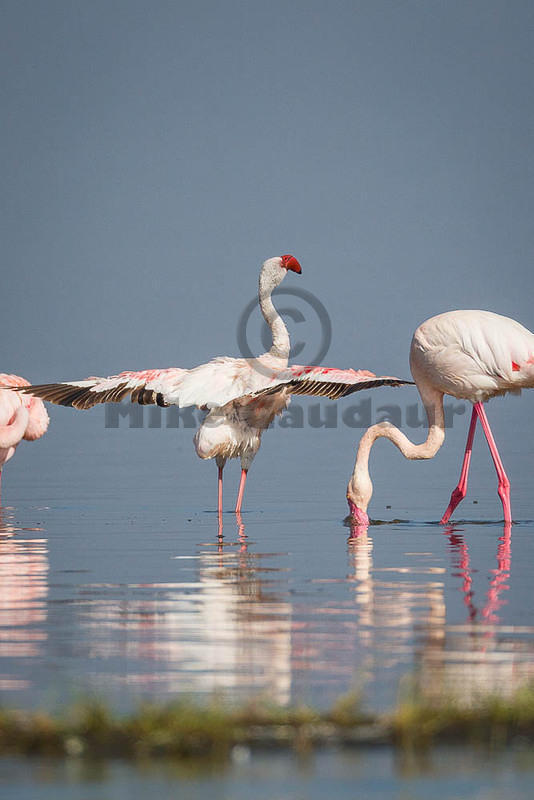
[0, 374, 49, 496]
[11, 256, 410, 520]
[346, 310, 534, 526]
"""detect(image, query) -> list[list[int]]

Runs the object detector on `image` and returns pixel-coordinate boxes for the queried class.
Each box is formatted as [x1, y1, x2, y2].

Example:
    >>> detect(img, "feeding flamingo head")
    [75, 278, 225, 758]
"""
[346, 469, 372, 527]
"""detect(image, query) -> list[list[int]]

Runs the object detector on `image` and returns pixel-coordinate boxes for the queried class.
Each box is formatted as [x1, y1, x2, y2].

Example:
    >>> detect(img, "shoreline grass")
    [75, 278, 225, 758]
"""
[1, 687, 534, 761]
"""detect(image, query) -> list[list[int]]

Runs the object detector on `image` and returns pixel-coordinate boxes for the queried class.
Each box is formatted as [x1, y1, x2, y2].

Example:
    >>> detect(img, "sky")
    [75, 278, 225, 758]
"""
[2, 0, 534, 512]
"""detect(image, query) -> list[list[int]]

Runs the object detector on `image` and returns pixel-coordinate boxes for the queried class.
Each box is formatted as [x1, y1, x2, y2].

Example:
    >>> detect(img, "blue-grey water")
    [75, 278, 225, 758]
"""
[2, 395, 534, 710]
[1, 396, 534, 795]
[3, 747, 534, 800]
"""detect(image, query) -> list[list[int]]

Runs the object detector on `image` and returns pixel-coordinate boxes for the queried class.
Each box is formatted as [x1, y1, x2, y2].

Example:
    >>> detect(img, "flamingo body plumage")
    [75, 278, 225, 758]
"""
[347, 310, 534, 526]
[0, 374, 49, 491]
[410, 310, 534, 403]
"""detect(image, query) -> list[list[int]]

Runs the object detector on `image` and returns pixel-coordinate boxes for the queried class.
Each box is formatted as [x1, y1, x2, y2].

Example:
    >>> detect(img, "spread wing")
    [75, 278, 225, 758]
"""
[8, 362, 413, 411]
[8, 358, 267, 411]
[8, 368, 186, 410]
[253, 365, 414, 400]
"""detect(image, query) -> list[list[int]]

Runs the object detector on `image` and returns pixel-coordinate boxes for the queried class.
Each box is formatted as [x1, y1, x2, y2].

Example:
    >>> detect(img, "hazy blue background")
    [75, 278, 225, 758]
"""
[2, 0, 534, 517]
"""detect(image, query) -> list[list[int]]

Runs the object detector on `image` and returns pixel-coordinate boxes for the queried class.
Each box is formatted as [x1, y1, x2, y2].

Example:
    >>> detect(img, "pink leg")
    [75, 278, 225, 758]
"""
[217, 465, 224, 536]
[440, 406, 478, 524]
[218, 466, 223, 514]
[235, 469, 248, 514]
[474, 403, 512, 523]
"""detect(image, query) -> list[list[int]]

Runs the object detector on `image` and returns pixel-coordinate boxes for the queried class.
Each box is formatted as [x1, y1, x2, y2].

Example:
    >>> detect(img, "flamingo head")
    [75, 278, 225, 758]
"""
[347, 500, 369, 527]
[346, 469, 372, 527]
[260, 255, 302, 294]
[280, 254, 302, 274]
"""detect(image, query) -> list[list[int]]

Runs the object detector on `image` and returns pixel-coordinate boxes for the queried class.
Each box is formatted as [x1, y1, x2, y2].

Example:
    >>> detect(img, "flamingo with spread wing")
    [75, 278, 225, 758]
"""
[11, 256, 411, 517]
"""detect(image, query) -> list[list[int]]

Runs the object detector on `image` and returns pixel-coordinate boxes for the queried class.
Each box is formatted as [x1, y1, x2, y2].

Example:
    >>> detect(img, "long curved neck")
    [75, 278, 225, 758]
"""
[258, 271, 290, 362]
[347, 385, 446, 512]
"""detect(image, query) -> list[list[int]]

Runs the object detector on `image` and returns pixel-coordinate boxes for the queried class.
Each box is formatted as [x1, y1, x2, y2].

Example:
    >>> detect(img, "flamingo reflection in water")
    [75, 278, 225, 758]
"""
[347, 521, 534, 704]
[416, 523, 526, 703]
[346, 526, 446, 690]
[78, 516, 292, 703]
[444, 524, 512, 625]
[0, 508, 48, 691]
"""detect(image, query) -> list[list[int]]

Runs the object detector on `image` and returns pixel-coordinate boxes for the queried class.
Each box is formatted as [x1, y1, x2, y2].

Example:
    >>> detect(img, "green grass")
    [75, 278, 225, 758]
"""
[394, 685, 534, 749]
[2, 686, 534, 761]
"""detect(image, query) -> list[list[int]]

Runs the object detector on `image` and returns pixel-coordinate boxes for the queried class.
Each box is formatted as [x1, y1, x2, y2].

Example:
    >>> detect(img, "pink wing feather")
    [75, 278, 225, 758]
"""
[9, 368, 188, 410]
[9, 358, 276, 410]
[254, 365, 414, 400]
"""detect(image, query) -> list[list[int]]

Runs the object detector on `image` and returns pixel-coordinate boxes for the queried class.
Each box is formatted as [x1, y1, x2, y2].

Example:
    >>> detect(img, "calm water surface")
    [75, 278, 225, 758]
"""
[1, 408, 533, 713]
[3, 747, 534, 800]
